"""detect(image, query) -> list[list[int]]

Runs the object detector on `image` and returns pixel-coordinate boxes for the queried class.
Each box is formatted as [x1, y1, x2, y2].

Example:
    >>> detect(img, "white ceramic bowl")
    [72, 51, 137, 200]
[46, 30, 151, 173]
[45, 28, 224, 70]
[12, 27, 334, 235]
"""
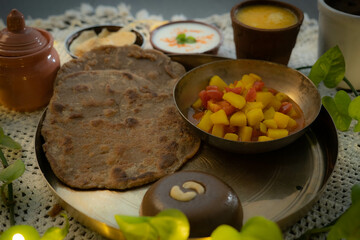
[150, 20, 223, 54]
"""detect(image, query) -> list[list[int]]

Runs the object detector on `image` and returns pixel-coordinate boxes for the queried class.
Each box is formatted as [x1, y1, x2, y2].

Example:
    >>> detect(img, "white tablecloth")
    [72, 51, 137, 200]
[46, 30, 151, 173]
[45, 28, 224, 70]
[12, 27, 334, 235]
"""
[0, 3, 359, 240]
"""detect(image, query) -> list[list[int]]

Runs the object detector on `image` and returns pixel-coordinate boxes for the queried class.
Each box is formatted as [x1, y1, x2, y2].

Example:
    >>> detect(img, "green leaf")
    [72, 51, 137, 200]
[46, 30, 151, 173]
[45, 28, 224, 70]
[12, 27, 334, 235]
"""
[0, 225, 41, 240]
[211, 225, 242, 240]
[322, 91, 352, 131]
[0, 159, 25, 183]
[348, 96, 360, 132]
[0, 126, 21, 150]
[116, 215, 151, 224]
[327, 200, 360, 240]
[334, 91, 352, 115]
[41, 213, 69, 240]
[115, 209, 189, 240]
[308, 46, 345, 88]
[115, 215, 158, 240]
[185, 36, 196, 44]
[176, 33, 186, 44]
[0, 135, 22, 150]
[149, 209, 190, 240]
[176, 33, 197, 44]
[241, 216, 283, 240]
[211, 217, 283, 240]
[353, 121, 360, 132]
[351, 184, 360, 205]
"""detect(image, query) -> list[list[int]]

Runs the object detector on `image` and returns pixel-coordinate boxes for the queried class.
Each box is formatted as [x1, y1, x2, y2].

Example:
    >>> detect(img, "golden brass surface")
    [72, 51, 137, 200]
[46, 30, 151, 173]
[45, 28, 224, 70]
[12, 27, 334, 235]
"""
[35, 55, 337, 240]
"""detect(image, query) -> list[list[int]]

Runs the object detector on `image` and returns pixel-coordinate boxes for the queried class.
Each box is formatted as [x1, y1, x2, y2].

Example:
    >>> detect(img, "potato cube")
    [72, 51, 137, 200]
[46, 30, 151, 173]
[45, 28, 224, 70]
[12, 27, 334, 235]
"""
[242, 74, 256, 89]
[210, 109, 229, 125]
[287, 117, 298, 130]
[238, 126, 253, 142]
[192, 98, 202, 109]
[223, 92, 246, 109]
[264, 107, 276, 120]
[288, 107, 299, 119]
[212, 124, 225, 138]
[258, 136, 273, 142]
[235, 80, 244, 88]
[249, 73, 262, 81]
[267, 129, 289, 139]
[259, 122, 267, 134]
[273, 112, 290, 129]
[263, 119, 278, 129]
[207, 100, 221, 113]
[268, 97, 282, 111]
[230, 111, 247, 127]
[209, 75, 228, 91]
[275, 92, 289, 102]
[242, 102, 264, 114]
[197, 110, 213, 132]
[256, 92, 274, 108]
[224, 133, 238, 141]
[246, 108, 264, 127]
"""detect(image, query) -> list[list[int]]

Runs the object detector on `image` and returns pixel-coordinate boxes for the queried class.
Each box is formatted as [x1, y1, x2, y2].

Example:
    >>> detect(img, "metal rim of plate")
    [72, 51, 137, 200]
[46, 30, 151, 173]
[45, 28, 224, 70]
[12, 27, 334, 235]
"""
[35, 54, 338, 240]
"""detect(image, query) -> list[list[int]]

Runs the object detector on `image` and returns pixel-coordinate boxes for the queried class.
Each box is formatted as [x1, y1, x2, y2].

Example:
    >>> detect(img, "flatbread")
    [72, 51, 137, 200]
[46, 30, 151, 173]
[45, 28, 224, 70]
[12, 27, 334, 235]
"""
[41, 47, 200, 190]
[71, 29, 137, 58]
[57, 44, 185, 92]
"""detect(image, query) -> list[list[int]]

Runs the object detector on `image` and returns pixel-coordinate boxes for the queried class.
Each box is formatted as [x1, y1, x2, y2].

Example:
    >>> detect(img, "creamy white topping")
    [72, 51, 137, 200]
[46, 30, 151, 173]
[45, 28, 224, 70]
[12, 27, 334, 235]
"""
[152, 22, 221, 53]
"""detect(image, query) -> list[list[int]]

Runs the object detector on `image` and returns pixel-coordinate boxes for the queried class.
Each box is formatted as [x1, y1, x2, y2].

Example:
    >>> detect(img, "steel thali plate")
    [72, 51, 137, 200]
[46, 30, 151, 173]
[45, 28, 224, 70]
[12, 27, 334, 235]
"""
[35, 54, 338, 240]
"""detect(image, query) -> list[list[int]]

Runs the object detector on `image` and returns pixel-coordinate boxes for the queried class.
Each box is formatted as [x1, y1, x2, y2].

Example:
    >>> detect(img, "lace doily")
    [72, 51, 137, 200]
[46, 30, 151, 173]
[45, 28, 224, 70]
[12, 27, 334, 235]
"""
[0, 4, 359, 240]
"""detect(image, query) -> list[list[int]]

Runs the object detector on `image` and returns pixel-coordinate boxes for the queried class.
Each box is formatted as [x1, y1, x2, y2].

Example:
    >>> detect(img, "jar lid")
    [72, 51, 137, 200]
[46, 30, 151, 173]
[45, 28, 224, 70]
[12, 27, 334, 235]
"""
[0, 9, 48, 57]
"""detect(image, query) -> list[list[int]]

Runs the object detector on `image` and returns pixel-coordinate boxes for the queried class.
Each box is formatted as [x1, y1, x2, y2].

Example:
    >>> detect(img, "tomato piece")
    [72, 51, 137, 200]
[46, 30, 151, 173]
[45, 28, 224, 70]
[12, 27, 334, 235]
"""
[199, 90, 210, 108]
[279, 102, 293, 114]
[207, 100, 222, 112]
[206, 85, 220, 91]
[218, 100, 236, 116]
[225, 125, 237, 134]
[193, 111, 204, 120]
[252, 129, 262, 140]
[199, 87, 225, 108]
[206, 89, 224, 101]
[268, 88, 278, 95]
[245, 87, 257, 102]
[225, 87, 242, 94]
[253, 81, 265, 91]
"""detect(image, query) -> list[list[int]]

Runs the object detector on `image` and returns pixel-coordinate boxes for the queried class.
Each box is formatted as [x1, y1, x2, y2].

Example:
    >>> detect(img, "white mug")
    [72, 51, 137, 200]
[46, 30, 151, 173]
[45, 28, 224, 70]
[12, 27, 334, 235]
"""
[318, 0, 360, 90]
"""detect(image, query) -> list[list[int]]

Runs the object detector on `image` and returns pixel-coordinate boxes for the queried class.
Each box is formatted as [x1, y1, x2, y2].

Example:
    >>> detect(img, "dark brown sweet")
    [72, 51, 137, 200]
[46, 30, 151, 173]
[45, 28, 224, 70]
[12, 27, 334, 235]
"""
[140, 171, 243, 237]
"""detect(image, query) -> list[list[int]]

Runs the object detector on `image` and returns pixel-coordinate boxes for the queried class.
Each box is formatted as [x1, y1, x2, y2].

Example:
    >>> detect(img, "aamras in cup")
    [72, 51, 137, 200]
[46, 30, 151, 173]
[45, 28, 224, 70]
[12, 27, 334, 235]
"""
[231, 0, 304, 65]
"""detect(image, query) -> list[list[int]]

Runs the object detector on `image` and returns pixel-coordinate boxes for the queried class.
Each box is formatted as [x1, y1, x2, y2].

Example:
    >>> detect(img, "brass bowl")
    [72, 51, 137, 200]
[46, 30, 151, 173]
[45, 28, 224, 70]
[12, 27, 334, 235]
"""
[173, 59, 321, 154]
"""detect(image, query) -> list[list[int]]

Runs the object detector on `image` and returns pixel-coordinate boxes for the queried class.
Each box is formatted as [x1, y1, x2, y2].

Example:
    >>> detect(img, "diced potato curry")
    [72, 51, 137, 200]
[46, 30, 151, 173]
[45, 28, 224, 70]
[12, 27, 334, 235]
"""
[190, 74, 305, 142]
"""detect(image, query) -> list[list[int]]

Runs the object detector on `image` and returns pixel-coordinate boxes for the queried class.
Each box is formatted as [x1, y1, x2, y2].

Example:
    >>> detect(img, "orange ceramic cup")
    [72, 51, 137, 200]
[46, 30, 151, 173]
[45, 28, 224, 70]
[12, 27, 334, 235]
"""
[231, 0, 304, 65]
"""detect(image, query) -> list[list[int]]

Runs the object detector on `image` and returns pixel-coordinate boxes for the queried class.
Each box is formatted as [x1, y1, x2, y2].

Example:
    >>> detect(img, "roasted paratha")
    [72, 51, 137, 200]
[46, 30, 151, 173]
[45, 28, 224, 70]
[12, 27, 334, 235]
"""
[41, 46, 200, 190]
[56, 44, 185, 92]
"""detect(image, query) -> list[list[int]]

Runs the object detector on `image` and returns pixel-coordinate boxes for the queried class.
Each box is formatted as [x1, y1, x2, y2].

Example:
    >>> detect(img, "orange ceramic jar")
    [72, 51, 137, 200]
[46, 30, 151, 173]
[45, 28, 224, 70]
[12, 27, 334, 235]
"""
[0, 9, 60, 112]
